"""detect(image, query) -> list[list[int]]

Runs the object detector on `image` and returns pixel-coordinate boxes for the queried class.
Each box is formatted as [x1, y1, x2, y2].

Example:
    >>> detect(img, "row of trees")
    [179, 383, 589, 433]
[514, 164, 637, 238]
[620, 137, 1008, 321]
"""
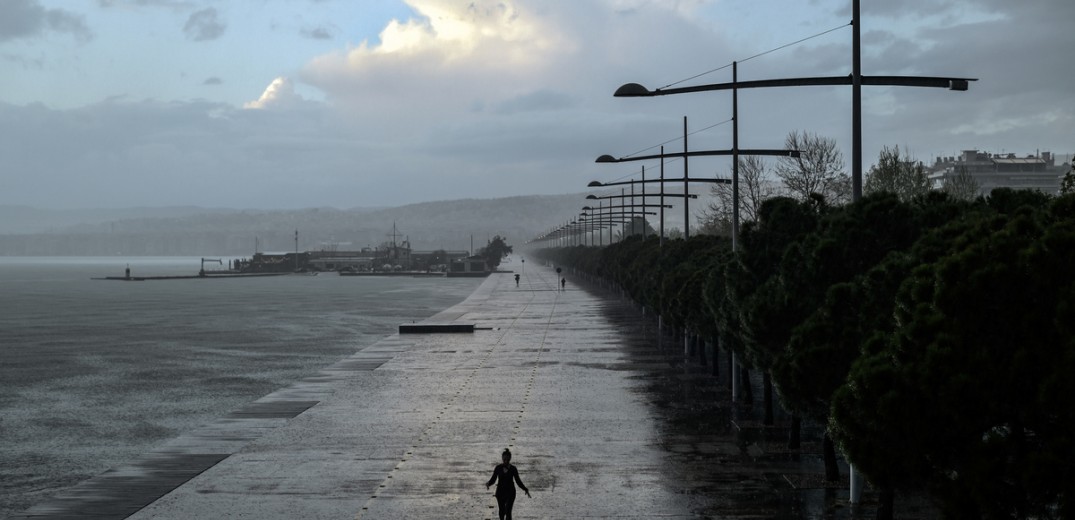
[702, 133, 981, 234]
[536, 188, 1075, 519]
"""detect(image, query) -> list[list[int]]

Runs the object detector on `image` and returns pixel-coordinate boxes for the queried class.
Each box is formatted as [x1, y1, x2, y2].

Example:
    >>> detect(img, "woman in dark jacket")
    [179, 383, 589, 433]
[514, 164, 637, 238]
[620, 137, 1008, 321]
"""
[486, 448, 529, 520]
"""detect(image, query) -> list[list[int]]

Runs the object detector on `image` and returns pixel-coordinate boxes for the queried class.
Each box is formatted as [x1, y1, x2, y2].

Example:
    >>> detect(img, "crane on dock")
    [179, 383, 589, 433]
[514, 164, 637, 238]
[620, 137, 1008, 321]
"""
[200, 258, 222, 277]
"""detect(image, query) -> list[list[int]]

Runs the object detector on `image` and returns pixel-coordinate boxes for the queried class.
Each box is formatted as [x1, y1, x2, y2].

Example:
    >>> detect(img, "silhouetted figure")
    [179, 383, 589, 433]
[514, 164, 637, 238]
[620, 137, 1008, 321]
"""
[125, 265, 130, 280]
[560, 277, 565, 291]
[486, 448, 529, 520]
[514, 274, 520, 287]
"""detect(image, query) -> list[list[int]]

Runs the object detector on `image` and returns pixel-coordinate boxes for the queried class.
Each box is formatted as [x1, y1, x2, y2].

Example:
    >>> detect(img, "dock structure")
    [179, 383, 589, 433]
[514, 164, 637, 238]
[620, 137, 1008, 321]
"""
[94, 273, 289, 281]
[19, 259, 930, 519]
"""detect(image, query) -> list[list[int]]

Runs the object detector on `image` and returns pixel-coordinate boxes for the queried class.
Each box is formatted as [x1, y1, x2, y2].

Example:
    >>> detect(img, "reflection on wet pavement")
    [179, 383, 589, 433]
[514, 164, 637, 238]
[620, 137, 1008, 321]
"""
[16, 259, 938, 519]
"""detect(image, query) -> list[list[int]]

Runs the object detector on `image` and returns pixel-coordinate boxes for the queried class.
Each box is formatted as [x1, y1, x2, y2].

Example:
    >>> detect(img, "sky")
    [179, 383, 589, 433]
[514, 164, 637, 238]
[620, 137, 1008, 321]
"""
[1, 0, 1072, 210]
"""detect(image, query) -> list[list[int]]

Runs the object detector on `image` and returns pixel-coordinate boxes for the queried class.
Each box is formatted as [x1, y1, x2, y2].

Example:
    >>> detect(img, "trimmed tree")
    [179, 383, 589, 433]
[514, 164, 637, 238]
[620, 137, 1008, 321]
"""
[478, 235, 513, 270]
[832, 192, 1075, 518]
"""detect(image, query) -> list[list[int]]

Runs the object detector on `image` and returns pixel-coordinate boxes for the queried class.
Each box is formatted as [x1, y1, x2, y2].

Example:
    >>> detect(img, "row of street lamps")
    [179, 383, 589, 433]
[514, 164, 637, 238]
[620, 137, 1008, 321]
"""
[532, 0, 975, 505]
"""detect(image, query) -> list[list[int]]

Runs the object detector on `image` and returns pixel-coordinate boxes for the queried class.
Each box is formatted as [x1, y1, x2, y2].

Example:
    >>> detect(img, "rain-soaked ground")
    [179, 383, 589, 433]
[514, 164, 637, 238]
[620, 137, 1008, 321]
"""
[13, 258, 938, 519]
[569, 274, 938, 520]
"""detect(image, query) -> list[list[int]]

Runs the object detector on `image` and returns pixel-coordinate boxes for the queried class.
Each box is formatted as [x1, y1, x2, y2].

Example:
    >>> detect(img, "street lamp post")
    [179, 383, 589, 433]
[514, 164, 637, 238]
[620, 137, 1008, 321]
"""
[612, 2, 975, 503]
[612, 17, 974, 201]
[586, 188, 676, 239]
[587, 187, 695, 245]
[596, 145, 797, 239]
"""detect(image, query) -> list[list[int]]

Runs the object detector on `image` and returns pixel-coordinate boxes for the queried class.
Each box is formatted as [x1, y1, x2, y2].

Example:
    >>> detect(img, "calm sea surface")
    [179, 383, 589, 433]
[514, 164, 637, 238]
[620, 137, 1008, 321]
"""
[0, 257, 481, 517]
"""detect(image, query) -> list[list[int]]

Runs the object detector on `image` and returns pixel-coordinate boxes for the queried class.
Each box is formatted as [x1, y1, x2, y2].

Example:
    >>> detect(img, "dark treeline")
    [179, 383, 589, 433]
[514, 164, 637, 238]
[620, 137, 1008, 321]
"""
[535, 189, 1075, 519]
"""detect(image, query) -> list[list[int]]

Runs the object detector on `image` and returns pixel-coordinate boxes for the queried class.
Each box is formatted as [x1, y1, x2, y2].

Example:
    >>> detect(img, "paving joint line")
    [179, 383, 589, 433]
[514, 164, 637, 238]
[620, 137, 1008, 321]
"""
[357, 274, 542, 518]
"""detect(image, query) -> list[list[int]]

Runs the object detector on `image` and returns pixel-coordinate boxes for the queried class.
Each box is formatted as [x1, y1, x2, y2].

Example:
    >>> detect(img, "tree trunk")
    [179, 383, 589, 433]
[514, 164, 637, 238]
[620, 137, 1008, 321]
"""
[876, 487, 894, 520]
[726, 348, 733, 390]
[823, 432, 840, 481]
[708, 339, 719, 378]
[788, 415, 801, 450]
[696, 335, 706, 365]
[739, 366, 753, 404]
[763, 371, 774, 426]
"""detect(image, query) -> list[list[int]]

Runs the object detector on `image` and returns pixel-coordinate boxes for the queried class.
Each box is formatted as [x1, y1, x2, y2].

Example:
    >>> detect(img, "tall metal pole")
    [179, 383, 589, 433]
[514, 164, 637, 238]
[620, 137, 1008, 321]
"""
[850, 0, 865, 502]
[852, 0, 863, 201]
[731, 61, 742, 402]
[640, 166, 646, 240]
[732, 61, 740, 253]
[683, 116, 689, 239]
[660, 146, 665, 247]
[620, 188, 626, 242]
[599, 200, 604, 246]
[630, 180, 637, 238]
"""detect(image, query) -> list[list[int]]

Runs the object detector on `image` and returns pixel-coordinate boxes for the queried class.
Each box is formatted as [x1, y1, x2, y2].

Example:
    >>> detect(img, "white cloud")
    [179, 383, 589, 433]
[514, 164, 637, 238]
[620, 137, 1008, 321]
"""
[244, 77, 306, 109]
[301, 1, 571, 108]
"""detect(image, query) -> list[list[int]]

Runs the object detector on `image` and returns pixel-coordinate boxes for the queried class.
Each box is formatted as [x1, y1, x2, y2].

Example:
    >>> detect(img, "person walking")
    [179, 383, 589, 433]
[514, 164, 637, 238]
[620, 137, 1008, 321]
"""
[486, 448, 529, 520]
[560, 277, 566, 291]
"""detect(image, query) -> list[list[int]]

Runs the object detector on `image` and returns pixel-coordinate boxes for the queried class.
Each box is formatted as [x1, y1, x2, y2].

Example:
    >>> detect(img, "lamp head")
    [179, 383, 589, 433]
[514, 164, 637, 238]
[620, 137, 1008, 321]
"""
[948, 79, 969, 91]
[613, 83, 653, 97]
[587, 181, 604, 187]
[595, 154, 618, 163]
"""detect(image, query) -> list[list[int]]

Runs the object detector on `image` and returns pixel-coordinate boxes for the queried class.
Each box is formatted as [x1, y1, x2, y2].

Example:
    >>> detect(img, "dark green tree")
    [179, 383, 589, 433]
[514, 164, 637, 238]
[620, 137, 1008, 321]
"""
[773, 193, 970, 512]
[1059, 159, 1075, 195]
[478, 236, 513, 270]
[832, 193, 1075, 518]
[735, 196, 824, 429]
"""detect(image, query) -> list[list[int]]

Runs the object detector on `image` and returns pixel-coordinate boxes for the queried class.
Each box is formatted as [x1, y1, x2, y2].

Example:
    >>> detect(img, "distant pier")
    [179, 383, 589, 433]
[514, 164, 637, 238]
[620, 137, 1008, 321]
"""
[93, 273, 291, 281]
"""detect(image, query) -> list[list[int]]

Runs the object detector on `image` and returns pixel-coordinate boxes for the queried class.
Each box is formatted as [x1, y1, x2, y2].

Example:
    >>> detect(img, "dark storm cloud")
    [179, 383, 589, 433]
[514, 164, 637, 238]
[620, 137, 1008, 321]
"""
[0, 99, 356, 208]
[0, 0, 92, 43]
[301, 26, 334, 40]
[2, 1, 1070, 211]
[202, 76, 222, 85]
[492, 90, 575, 114]
[183, 7, 225, 41]
[97, 0, 195, 9]
[844, 0, 1074, 155]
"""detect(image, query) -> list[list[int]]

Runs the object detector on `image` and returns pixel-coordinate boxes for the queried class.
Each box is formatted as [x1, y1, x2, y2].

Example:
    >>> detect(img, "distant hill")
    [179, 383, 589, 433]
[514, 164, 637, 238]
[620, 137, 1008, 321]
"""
[0, 194, 589, 256]
[0, 205, 243, 235]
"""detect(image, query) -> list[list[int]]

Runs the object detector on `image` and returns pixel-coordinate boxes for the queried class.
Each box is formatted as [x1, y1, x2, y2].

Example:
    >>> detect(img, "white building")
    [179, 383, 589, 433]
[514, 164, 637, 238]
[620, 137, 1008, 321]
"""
[929, 150, 1070, 196]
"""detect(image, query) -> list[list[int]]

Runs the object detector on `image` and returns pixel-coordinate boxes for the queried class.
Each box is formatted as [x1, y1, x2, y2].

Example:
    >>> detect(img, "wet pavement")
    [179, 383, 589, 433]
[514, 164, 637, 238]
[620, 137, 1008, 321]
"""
[13, 258, 937, 519]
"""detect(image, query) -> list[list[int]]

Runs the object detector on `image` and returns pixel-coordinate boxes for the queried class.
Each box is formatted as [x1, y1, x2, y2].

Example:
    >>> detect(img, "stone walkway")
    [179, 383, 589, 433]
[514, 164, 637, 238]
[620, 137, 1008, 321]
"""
[14, 258, 934, 519]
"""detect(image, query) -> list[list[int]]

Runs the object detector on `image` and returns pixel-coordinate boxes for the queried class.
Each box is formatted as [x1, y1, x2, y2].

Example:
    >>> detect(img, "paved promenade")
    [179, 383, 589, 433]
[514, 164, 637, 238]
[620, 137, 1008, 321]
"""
[15, 258, 930, 519]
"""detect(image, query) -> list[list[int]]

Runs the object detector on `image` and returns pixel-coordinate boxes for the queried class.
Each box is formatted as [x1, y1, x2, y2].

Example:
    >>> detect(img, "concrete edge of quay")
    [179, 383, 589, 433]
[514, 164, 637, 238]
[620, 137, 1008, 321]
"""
[10, 273, 500, 520]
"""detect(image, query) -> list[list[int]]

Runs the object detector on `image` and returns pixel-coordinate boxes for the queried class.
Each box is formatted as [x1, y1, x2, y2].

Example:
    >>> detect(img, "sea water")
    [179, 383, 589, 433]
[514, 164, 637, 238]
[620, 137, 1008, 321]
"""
[0, 257, 481, 516]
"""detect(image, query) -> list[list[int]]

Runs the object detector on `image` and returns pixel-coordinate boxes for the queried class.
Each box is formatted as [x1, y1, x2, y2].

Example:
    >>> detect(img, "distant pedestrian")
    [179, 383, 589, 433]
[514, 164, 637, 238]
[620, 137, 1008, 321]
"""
[560, 277, 565, 291]
[486, 448, 529, 520]
[515, 273, 520, 287]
